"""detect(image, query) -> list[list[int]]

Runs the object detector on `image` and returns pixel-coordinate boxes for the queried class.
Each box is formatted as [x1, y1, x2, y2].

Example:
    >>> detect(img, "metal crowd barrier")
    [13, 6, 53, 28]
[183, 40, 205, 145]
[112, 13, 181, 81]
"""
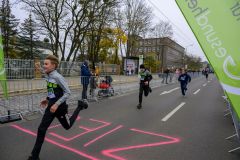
[0, 73, 202, 120]
[187, 72, 202, 78]
[224, 96, 240, 152]
[161, 73, 180, 84]
[0, 79, 31, 120]
[5, 58, 119, 79]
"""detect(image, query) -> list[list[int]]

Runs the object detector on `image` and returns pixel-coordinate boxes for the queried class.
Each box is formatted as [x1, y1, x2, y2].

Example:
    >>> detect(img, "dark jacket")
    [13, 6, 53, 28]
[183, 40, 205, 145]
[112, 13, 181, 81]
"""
[178, 73, 191, 84]
[164, 69, 170, 74]
[45, 70, 71, 110]
[81, 64, 91, 85]
[140, 69, 152, 86]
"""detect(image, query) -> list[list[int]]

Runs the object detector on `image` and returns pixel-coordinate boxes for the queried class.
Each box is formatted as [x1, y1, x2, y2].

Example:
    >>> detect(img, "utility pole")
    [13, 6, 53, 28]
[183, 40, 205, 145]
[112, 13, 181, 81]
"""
[183, 44, 193, 69]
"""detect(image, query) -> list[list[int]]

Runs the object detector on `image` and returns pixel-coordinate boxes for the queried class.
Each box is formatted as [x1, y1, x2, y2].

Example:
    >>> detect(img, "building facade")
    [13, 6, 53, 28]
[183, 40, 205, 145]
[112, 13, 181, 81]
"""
[135, 37, 185, 71]
[201, 61, 210, 69]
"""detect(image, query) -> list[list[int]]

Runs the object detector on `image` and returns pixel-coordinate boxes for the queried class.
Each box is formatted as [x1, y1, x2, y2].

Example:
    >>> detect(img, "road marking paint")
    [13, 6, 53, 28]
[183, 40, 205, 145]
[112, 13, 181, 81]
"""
[162, 102, 186, 121]
[203, 84, 206, 86]
[193, 89, 201, 95]
[208, 81, 210, 82]
[160, 87, 180, 95]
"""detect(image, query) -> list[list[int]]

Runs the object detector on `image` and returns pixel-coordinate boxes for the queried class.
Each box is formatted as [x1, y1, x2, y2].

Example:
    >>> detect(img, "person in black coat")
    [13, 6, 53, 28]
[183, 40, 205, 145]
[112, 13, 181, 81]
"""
[164, 68, 170, 84]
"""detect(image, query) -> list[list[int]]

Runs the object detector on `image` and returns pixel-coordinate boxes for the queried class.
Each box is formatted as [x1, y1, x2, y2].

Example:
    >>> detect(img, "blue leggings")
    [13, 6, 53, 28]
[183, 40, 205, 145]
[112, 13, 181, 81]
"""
[181, 83, 188, 95]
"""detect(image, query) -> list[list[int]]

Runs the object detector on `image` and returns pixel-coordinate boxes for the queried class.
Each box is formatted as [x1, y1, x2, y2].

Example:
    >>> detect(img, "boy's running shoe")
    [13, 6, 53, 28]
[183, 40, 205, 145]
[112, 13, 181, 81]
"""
[149, 87, 152, 93]
[78, 100, 88, 110]
[137, 104, 142, 109]
[27, 156, 40, 160]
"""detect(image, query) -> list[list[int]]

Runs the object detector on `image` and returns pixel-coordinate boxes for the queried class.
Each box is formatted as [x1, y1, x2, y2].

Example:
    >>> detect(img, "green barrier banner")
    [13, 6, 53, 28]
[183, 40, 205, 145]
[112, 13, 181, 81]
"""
[175, 0, 240, 119]
[0, 27, 8, 100]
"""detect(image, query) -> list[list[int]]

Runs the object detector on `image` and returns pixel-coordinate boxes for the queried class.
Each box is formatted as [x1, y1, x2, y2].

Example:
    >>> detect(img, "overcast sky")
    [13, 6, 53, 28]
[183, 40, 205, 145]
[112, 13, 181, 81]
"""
[10, 0, 207, 61]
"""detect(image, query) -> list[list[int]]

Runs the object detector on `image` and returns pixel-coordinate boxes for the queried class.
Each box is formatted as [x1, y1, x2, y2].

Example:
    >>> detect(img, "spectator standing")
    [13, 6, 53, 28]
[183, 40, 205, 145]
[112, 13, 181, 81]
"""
[164, 68, 170, 84]
[81, 60, 94, 100]
[126, 66, 129, 76]
[131, 68, 134, 76]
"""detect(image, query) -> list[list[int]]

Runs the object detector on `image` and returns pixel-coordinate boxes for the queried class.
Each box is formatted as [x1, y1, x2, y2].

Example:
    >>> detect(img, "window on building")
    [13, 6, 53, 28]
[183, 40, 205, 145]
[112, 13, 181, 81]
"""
[148, 47, 151, 52]
[140, 41, 143, 45]
[153, 40, 156, 44]
[157, 47, 160, 52]
[139, 47, 142, 52]
[144, 41, 147, 45]
[144, 47, 147, 52]
[148, 40, 151, 44]
[157, 39, 160, 44]
[152, 47, 155, 52]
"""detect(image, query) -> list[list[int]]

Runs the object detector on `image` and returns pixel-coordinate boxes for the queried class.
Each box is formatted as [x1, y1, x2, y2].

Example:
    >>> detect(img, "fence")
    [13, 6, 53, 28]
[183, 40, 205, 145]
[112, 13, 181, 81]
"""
[5, 59, 34, 79]
[4, 58, 118, 79]
[223, 93, 240, 153]
[0, 72, 202, 122]
[0, 79, 35, 121]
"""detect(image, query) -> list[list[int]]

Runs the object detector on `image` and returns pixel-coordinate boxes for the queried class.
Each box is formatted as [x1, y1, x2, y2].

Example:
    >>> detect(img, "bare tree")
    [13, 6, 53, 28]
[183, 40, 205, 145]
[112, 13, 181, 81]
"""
[185, 53, 202, 69]
[151, 20, 173, 39]
[88, 0, 119, 62]
[149, 21, 174, 71]
[123, 0, 153, 57]
[114, 8, 124, 59]
[21, 0, 107, 62]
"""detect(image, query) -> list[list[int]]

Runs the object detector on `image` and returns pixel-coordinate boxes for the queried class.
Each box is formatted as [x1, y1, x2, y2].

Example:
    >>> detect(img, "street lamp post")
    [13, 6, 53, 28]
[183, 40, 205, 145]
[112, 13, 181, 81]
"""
[183, 44, 193, 69]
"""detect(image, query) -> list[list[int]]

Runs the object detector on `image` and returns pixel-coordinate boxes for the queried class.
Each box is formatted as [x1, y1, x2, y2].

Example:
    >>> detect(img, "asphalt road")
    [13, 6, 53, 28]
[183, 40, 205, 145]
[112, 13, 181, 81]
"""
[0, 74, 240, 160]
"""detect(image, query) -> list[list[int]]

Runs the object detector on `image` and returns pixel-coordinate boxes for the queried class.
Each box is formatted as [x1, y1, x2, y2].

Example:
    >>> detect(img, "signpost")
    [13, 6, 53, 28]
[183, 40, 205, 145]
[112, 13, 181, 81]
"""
[139, 55, 143, 78]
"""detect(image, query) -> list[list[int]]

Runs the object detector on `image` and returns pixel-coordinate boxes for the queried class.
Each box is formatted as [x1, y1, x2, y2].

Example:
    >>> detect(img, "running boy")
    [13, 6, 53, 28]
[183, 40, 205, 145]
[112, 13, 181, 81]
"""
[28, 55, 88, 160]
[137, 64, 152, 109]
[178, 69, 191, 97]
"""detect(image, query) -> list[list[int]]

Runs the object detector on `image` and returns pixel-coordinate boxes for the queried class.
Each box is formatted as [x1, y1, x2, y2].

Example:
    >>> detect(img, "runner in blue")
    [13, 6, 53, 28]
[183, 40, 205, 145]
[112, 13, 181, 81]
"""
[178, 69, 191, 97]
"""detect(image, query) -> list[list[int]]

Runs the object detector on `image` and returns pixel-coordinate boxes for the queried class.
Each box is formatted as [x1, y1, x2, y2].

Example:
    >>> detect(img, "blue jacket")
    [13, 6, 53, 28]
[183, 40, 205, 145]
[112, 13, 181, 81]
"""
[81, 64, 91, 85]
[178, 73, 191, 84]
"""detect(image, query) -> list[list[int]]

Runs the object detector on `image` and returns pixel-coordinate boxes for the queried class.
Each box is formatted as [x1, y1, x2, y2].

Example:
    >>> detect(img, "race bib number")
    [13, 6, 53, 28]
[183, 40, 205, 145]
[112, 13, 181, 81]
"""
[181, 77, 185, 80]
[141, 76, 145, 80]
[47, 88, 56, 98]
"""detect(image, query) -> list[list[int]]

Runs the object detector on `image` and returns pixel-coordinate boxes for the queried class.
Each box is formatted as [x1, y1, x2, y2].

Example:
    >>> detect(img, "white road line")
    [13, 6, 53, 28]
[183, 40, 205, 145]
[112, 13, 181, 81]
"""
[193, 89, 201, 94]
[208, 81, 210, 82]
[203, 84, 206, 86]
[162, 102, 186, 121]
[159, 87, 180, 95]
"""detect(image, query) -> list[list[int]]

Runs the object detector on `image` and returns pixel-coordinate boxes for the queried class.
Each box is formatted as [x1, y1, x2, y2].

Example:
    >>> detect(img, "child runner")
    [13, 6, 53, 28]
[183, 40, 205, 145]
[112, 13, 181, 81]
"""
[137, 64, 152, 109]
[178, 69, 191, 97]
[28, 55, 88, 160]
[205, 69, 209, 80]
